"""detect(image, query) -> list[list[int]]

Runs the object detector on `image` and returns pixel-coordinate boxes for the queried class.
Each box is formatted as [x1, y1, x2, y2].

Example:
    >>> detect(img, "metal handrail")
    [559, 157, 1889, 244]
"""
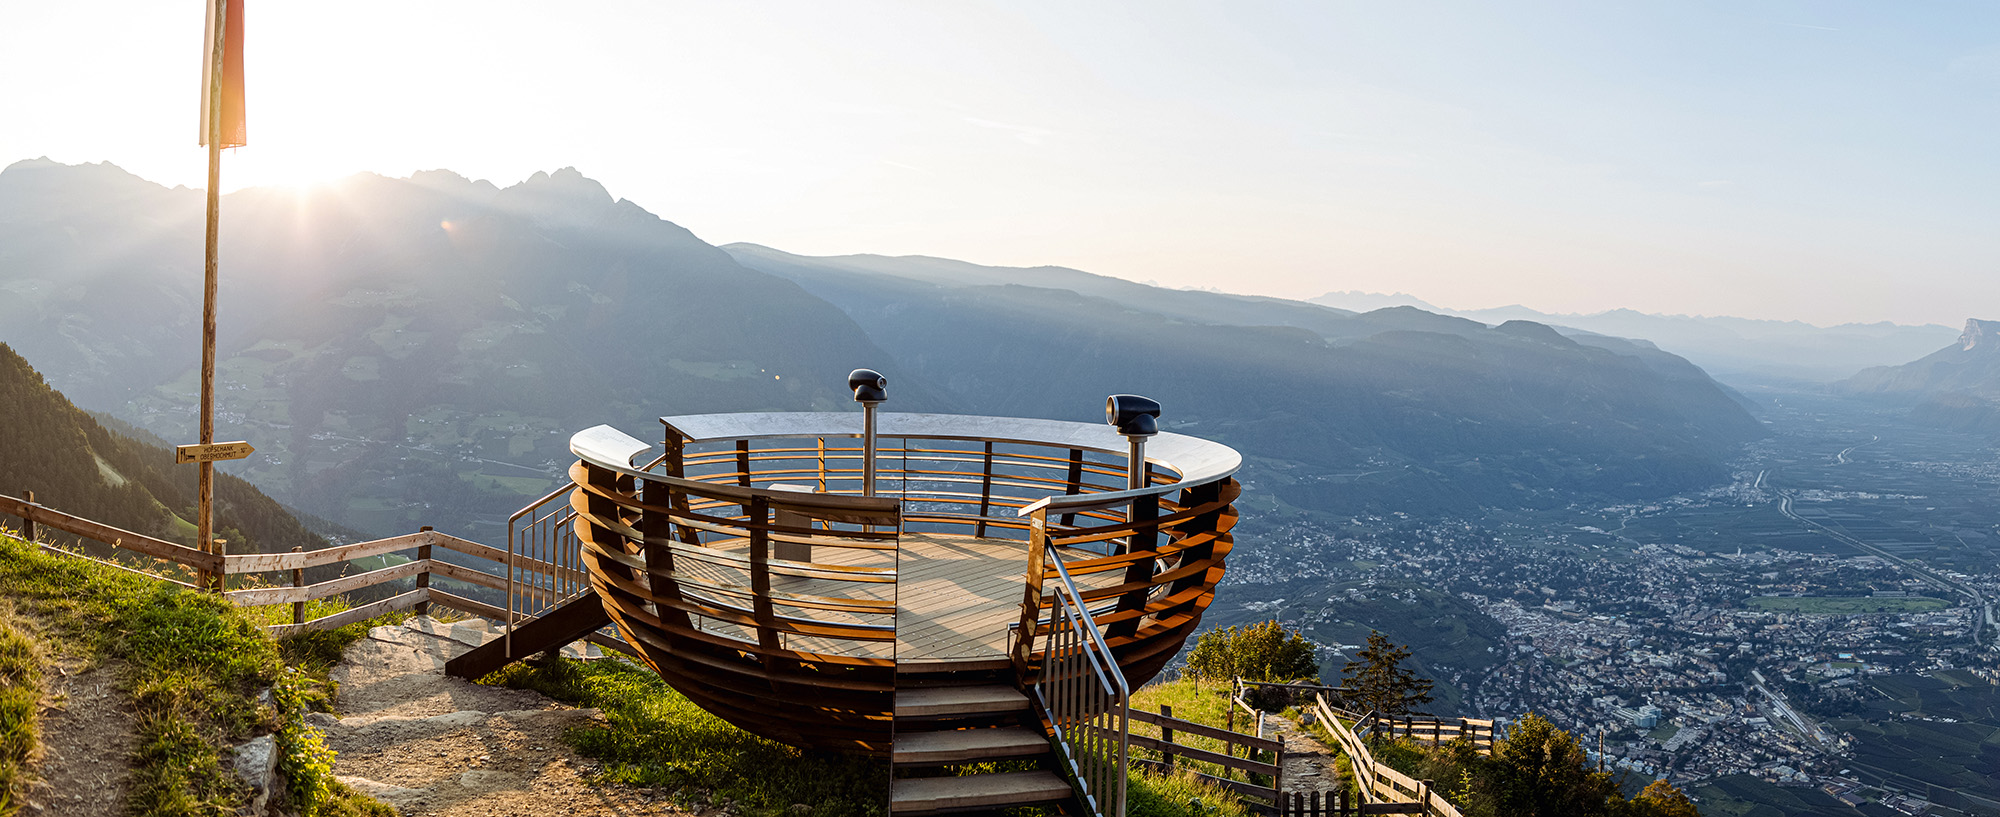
[1035, 551, 1130, 817]
[505, 479, 585, 658]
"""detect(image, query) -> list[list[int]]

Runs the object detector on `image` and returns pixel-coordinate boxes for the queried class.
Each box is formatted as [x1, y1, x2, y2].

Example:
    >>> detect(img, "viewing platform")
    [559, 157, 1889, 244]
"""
[447, 374, 1244, 815]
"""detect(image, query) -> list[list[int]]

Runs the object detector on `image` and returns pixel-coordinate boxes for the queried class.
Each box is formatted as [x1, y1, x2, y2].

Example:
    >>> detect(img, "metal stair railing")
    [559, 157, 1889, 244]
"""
[505, 479, 623, 658]
[1034, 550, 1130, 817]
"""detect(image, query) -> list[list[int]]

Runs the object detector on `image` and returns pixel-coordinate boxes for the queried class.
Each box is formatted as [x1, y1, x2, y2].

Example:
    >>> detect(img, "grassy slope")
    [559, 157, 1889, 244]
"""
[485, 656, 889, 816]
[0, 532, 388, 817]
[0, 612, 40, 816]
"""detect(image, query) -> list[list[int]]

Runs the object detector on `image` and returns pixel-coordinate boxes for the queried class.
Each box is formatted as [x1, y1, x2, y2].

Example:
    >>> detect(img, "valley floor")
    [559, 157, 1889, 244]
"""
[1210, 386, 2000, 817]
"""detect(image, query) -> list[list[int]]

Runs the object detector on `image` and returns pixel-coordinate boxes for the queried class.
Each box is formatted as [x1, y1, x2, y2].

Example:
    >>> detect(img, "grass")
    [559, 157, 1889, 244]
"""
[1129, 678, 1270, 782]
[0, 532, 392, 817]
[1126, 767, 1255, 817]
[1125, 678, 1275, 816]
[0, 611, 43, 817]
[485, 654, 891, 816]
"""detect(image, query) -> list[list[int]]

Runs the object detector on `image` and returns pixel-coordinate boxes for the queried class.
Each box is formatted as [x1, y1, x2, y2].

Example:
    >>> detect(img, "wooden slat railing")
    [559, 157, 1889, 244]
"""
[1, 493, 220, 574]
[1, 492, 580, 639]
[1362, 713, 1496, 755]
[1127, 704, 1285, 814]
[1313, 693, 1459, 817]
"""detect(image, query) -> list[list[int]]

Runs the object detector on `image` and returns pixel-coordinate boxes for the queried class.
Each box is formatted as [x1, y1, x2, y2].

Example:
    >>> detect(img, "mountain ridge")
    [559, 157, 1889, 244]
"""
[726, 244, 1766, 514]
[6, 159, 1766, 531]
[1309, 292, 1959, 384]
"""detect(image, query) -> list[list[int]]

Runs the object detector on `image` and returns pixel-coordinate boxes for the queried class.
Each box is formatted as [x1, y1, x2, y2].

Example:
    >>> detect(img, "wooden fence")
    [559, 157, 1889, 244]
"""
[1127, 704, 1286, 815]
[1312, 693, 1463, 817]
[1364, 713, 1496, 754]
[1128, 680, 1484, 817]
[0, 492, 618, 649]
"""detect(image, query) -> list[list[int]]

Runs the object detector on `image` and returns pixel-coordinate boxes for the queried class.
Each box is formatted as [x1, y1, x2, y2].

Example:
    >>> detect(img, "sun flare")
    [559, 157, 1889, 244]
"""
[223, 148, 353, 191]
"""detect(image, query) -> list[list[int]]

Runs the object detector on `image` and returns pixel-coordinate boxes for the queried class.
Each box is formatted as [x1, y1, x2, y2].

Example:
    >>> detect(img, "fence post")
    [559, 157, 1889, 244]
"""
[415, 525, 433, 616]
[290, 546, 305, 625]
[1273, 745, 1285, 807]
[1226, 704, 1236, 759]
[1419, 779, 1433, 814]
[1161, 704, 1177, 772]
[20, 491, 35, 542]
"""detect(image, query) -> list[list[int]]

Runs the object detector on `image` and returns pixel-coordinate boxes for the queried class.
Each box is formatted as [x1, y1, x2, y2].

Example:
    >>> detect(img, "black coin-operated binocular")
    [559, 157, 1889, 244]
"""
[849, 368, 887, 405]
[1106, 394, 1160, 437]
[849, 369, 888, 495]
[1106, 394, 1161, 489]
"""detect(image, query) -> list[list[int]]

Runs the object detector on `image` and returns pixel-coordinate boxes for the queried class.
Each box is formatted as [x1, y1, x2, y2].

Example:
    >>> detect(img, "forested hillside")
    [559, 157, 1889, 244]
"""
[0, 341, 323, 554]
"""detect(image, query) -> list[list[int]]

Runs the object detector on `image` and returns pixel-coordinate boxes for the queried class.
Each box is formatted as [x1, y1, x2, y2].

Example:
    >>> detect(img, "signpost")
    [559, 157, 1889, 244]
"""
[190, 0, 246, 592]
[175, 442, 255, 465]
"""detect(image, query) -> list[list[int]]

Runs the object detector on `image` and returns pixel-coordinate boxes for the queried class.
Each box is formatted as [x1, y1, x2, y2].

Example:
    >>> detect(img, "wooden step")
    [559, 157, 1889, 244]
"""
[890, 770, 1073, 814]
[892, 727, 1049, 765]
[896, 656, 1014, 674]
[896, 685, 1031, 718]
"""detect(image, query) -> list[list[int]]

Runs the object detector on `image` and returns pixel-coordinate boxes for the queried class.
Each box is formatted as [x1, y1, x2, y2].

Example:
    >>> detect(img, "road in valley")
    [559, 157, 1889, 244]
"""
[1773, 480, 1994, 650]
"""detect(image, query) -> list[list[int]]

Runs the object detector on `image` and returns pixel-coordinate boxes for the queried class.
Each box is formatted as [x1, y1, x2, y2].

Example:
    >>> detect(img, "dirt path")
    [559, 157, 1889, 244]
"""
[24, 659, 135, 817]
[324, 616, 697, 817]
[1267, 714, 1344, 800]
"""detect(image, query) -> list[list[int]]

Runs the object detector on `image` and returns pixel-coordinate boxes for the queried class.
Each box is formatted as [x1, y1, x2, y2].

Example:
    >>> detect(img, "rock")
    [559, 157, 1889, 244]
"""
[455, 769, 522, 790]
[336, 775, 426, 810]
[305, 711, 339, 728]
[231, 734, 279, 816]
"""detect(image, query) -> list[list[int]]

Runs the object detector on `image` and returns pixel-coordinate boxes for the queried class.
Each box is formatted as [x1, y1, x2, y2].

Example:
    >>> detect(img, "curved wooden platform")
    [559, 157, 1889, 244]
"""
[564, 414, 1240, 755]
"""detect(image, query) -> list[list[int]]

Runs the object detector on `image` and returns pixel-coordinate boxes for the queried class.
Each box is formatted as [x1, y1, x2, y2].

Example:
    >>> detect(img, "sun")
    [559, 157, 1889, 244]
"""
[222, 147, 354, 192]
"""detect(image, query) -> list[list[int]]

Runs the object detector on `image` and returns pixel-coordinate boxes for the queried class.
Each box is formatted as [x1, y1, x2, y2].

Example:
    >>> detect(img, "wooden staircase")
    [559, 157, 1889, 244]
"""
[890, 671, 1078, 815]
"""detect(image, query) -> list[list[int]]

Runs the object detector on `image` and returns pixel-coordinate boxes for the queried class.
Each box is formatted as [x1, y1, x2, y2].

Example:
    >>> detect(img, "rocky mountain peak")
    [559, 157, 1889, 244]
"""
[1959, 319, 2000, 352]
[491, 166, 624, 228]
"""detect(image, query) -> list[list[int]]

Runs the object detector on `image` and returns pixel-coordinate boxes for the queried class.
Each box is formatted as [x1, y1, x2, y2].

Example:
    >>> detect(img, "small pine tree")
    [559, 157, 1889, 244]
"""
[1341, 631, 1435, 717]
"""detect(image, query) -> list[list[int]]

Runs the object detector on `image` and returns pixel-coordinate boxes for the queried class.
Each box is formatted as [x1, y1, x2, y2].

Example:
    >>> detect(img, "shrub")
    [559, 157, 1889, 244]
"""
[1185, 620, 1318, 685]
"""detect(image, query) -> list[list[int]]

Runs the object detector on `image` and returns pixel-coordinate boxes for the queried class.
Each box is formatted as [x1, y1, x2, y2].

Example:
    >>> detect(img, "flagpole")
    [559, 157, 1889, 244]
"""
[199, 0, 228, 592]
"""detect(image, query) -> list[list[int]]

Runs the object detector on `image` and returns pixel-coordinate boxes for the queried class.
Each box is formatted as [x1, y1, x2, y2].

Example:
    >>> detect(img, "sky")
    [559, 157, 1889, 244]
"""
[2, 1, 1996, 327]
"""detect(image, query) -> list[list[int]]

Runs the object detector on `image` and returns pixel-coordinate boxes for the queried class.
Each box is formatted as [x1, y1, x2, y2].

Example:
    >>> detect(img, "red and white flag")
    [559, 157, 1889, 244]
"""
[198, 0, 246, 147]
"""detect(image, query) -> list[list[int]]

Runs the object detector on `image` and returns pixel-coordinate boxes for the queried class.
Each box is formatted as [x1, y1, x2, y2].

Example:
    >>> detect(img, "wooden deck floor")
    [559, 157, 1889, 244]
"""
[894, 532, 1031, 668]
[674, 532, 1108, 670]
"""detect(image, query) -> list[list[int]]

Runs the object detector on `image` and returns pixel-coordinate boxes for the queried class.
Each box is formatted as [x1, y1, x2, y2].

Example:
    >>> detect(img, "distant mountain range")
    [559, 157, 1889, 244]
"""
[1839, 319, 2000, 433]
[725, 244, 1765, 513]
[1310, 292, 1958, 384]
[1, 158, 1765, 536]
[0, 340, 324, 555]
[0, 158, 914, 538]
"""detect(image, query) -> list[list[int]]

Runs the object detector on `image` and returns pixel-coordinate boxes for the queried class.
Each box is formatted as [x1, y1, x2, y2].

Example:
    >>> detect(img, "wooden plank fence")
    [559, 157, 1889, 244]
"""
[1132, 679, 1483, 817]
[0, 492, 618, 649]
[1128, 704, 1287, 815]
[1364, 713, 1496, 754]
[1312, 693, 1464, 817]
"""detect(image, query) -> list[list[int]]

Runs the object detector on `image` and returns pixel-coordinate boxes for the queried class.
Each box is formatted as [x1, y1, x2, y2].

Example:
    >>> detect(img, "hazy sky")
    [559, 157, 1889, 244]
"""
[3, 2, 1995, 326]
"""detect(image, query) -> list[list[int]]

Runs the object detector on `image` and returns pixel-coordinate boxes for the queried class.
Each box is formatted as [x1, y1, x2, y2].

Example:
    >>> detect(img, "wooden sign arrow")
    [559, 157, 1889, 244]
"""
[176, 441, 256, 464]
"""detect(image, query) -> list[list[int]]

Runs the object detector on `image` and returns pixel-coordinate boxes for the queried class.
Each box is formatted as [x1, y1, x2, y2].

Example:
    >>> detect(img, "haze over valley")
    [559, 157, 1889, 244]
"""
[11, 4, 2000, 815]
[6, 157, 2000, 816]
